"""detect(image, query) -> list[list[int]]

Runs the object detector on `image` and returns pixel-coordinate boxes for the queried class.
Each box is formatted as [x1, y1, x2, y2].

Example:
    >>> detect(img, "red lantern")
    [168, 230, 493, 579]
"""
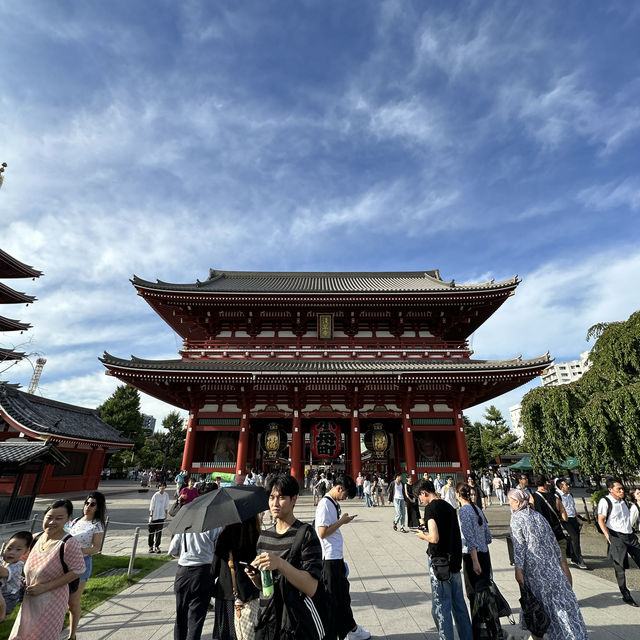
[310, 421, 341, 459]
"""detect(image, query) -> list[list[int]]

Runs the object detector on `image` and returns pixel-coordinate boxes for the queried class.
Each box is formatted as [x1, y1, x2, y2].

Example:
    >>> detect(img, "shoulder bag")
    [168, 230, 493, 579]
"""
[429, 554, 451, 581]
[519, 583, 550, 638]
[228, 550, 260, 640]
[168, 497, 181, 517]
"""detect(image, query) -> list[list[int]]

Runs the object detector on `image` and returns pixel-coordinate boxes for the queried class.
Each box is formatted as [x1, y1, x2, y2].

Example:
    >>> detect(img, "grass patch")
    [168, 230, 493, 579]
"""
[0, 553, 171, 636]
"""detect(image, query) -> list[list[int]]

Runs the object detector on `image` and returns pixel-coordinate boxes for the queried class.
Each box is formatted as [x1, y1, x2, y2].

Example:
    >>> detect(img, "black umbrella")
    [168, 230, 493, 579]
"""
[166, 485, 269, 534]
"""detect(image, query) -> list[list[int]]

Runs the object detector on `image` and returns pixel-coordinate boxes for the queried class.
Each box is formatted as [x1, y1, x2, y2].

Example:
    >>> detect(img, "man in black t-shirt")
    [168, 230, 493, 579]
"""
[416, 480, 472, 640]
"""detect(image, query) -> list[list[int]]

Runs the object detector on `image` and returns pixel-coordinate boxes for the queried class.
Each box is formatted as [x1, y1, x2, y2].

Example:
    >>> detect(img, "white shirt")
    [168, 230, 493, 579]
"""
[443, 484, 457, 509]
[598, 495, 633, 534]
[315, 495, 343, 560]
[393, 481, 404, 501]
[558, 491, 577, 518]
[150, 491, 171, 520]
[70, 518, 104, 550]
[363, 480, 372, 495]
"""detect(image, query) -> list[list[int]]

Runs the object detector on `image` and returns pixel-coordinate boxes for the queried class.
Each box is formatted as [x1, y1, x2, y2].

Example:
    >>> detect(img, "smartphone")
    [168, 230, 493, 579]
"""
[238, 561, 260, 576]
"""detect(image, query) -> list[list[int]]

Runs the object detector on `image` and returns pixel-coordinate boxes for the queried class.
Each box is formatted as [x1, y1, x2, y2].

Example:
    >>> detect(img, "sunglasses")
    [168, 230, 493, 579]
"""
[85, 501, 98, 507]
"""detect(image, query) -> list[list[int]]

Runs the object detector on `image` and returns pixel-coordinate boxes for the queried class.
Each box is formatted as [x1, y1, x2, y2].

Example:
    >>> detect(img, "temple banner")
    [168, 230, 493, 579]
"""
[310, 420, 341, 458]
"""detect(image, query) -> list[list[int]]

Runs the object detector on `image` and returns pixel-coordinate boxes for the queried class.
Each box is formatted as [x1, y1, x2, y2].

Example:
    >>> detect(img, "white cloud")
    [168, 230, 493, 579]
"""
[577, 177, 640, 213]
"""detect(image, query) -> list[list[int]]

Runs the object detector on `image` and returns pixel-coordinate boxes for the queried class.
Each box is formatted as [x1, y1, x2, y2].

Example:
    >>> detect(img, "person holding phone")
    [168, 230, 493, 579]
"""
[315, 474, 371, 640]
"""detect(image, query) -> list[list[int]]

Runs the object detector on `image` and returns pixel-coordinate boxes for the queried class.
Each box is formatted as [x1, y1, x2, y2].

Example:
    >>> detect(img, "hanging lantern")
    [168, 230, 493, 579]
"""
[261, 422, 288, 459]
[310, 420, 341, 459]
[364, 422, 390, 460]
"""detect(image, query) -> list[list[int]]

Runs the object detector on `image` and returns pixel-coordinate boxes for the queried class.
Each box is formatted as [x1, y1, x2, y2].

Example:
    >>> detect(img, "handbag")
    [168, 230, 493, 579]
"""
[429, 555, 451, 581]
[489, 580, 515, 624]
[168, 498, 181, 517]
[228, 550, 260, 640]
[519, 583, 551, 637]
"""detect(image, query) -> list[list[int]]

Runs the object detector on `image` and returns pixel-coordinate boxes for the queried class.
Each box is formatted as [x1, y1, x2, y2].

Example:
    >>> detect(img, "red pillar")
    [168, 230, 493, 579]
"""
[181, 412, 198, 474]
[350, 412, 361, 478]
[290, 411, 303, 483]
[456, 410, 471, 476]
[236, 413, 250, 478]
[402, 412, 417, 481]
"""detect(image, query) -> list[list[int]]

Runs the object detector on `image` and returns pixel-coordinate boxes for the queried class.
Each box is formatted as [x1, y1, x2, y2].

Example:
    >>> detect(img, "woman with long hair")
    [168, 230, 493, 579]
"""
[10, 499, 85, 640]
[67, 491, 107, 640]
[456, 482, 502, 639]
[405, 476, 421, 528]
[508, 488, 587, 640]
[212, 515, 262, 640]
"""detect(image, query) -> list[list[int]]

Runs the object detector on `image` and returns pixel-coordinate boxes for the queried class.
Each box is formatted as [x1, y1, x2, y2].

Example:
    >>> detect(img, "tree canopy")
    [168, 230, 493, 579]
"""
[521, 309, 640, 475]
[97, 384, 146, 450]
[464, 405, 519, 470]
[136, 411, 186, 471]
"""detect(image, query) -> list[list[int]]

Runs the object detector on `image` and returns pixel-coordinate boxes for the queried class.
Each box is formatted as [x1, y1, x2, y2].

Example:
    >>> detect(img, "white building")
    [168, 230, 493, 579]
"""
[540, 350, 591, 388]
[509, 403, 524, 441]
[510, 350, 592, 441]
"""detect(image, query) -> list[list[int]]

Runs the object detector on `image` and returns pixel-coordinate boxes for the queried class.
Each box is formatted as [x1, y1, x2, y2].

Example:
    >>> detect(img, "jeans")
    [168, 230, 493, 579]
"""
[365, 493, 373, 507]
[428, 562, 473, 640]
[394, 498, 405, 527]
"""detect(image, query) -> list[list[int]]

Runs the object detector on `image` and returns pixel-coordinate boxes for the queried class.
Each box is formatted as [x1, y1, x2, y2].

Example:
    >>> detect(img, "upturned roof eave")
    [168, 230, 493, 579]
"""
[0, 248, 43, 279]
[100, 352, 552, 377]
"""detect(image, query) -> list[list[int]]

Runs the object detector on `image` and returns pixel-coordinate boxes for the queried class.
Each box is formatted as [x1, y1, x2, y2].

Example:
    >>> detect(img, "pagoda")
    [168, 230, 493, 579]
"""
[101, 269, 551, 482]
[0, 248, 42, 364]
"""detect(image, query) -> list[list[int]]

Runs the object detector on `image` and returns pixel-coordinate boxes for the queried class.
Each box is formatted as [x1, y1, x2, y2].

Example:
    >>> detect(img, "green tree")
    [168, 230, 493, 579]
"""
[98, 384, 146, 450]
[136, 411, 186, 472]
[463, 415, 487, 470]
[479, 405, 520, 464]
[521, 309, 640, 475]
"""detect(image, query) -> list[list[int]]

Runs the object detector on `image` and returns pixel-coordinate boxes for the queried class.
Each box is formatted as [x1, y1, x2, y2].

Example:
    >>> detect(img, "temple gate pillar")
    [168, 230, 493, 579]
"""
[402, 412, 417, 481]
[350, 411, 361, 478]
[290, 411, 303, 483]
[455, 409, 471, 476]
[235, 413, 250, 479]
[181, 411, 198, 473]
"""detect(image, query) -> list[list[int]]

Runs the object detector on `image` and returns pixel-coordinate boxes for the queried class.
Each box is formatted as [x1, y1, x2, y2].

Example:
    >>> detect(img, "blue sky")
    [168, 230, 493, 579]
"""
[1, 1, 639, 429]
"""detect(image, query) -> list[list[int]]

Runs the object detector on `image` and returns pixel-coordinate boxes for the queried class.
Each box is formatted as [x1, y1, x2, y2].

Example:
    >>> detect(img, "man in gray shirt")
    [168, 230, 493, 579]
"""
[169, 528, 222, 640]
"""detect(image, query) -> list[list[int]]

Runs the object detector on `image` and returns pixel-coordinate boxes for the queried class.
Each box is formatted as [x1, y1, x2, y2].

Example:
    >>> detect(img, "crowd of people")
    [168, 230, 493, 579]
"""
[3, 469, 640, 640]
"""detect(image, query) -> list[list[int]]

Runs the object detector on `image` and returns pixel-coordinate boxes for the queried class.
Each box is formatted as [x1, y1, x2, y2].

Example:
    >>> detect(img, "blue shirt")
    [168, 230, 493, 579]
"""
[459, 503, 492, 553]
[169, 528, 222, 566]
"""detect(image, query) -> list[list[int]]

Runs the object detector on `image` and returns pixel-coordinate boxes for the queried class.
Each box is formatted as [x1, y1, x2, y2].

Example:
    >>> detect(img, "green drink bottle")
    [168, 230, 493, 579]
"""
[261, 569, 274, 597]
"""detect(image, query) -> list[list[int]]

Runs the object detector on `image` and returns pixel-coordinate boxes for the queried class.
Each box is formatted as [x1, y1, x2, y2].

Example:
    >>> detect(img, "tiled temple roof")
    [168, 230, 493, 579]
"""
[0, 439, 69, 466]
[0, 383, 134, 447]
[132, 269, 519, 295]
[101, 352, 551, 375]
[0, 348, 25, 362]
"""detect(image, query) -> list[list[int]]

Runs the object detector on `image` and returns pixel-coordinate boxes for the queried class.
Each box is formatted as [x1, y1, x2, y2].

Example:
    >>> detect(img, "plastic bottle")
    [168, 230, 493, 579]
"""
[261, 569, 274, 597]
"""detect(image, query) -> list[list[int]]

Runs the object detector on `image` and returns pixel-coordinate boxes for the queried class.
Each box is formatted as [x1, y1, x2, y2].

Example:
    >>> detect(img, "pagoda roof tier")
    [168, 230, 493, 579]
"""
[132, 269, 519, 295]
[0, 315, 31, 332]
[0, 347, 25, 362]
[0, 383, 134, 448]
[0, 248, 42, 279]
[101, 352, 551, 410]
[0, 281, 36, 305]
[0, 439, 69, 466]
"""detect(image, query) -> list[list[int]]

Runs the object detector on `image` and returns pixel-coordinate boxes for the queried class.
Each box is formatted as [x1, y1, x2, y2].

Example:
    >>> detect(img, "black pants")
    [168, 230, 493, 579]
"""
[174, 564, 212, 640]
[610, 532, 640, 593]
[565, 517, 583, 563]
[322, 559, 356, 640]
[148, 519, 164, 548]
[462, 551, 502, 640]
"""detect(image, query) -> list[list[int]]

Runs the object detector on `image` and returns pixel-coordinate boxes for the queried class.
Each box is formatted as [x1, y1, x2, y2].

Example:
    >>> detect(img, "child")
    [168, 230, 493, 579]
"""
[0, 531, 33, 620]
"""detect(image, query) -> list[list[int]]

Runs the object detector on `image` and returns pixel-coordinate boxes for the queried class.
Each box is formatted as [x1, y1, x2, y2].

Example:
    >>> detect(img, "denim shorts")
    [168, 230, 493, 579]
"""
[80, 554, 93, 583]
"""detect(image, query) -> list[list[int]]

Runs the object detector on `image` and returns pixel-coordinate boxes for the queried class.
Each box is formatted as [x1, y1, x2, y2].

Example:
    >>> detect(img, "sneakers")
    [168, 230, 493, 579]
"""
[154, 547, 162, 554]
[148, 547, 154, 554]
[348, 624, 371, 640]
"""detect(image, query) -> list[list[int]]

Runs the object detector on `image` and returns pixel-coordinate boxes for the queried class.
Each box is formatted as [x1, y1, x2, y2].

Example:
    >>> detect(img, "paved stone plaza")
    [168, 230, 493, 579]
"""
[30, 483, 640, 640]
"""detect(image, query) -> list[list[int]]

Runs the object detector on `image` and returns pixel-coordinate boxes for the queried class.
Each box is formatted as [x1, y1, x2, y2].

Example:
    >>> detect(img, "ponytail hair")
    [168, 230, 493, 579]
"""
[456, 482, 483, 525]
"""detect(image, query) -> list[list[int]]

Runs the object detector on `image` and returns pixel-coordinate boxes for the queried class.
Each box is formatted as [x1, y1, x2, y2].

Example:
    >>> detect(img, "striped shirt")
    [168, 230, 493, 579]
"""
[256, 519, 322, 608]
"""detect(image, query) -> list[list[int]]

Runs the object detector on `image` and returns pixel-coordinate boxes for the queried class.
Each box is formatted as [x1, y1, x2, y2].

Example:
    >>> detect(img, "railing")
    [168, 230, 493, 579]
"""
[191, 461, 236, 468]
[416, 461, 461, 468]
[0, 495, 37, 524]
